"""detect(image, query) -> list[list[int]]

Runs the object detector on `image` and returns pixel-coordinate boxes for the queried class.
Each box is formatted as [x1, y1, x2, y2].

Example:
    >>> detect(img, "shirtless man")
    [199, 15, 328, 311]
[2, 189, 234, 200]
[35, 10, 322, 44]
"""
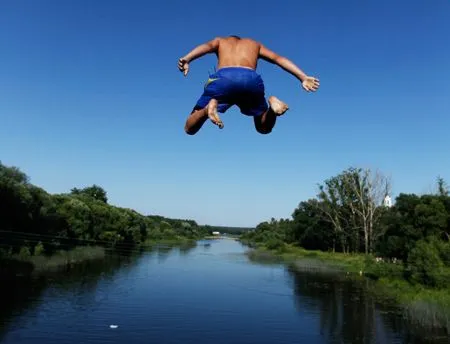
[178, 35, 320, 135]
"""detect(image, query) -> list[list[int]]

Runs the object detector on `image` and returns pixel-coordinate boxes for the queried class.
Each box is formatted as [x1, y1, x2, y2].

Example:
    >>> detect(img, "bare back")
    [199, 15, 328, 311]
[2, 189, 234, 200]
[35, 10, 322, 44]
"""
[216, 37, 261, 70]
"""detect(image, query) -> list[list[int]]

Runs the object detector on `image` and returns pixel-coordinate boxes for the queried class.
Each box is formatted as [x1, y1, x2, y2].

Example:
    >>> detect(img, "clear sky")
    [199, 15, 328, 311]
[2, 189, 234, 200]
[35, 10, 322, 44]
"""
[1, 0, 449, 227]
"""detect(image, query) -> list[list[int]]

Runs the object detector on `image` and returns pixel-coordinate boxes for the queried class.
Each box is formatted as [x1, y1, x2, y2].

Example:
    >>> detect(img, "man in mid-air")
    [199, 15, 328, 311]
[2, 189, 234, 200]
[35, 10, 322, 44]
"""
[178, 35, 320, 135]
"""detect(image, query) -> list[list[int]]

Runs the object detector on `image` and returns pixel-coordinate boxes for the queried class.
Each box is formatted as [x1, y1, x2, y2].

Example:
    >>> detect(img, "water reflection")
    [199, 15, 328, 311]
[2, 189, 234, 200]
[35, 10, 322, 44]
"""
[0, 251, 142, 342]
[156, 245, 174, 264]
[287, 267, 446, 344]
[179, 241, 198, 256]
[1, 241, 449, 344]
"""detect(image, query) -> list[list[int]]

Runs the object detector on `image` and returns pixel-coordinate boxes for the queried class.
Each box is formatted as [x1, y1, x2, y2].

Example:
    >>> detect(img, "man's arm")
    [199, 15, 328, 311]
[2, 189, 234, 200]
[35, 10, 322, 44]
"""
[259, 44, 308, 82]
[181, 37, 220, 63]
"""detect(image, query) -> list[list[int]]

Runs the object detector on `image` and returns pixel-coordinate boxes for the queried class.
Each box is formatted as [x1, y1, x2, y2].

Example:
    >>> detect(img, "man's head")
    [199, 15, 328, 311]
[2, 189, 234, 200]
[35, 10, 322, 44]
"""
[229, 35, 241, 39]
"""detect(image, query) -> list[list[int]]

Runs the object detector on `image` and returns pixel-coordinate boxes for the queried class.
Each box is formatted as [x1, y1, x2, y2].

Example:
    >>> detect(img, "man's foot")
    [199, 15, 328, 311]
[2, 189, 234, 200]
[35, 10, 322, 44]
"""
[206, 99, 224, 129]
[268, 96, 289, 116]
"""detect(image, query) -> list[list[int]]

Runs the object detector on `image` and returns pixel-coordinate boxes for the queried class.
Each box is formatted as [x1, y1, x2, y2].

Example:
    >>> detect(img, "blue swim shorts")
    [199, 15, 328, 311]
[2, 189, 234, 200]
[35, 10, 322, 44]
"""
[193, 67, 269, 117]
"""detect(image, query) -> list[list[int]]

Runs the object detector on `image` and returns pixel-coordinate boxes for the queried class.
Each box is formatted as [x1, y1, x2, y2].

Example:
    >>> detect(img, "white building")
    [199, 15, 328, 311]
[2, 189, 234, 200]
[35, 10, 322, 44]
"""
[383, 195, 392, 208]
[212, 231, 220, 236]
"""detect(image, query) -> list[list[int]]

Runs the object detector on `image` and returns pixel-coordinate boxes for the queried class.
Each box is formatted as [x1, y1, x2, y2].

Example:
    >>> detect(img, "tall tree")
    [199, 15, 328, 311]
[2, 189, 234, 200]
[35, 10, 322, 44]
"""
[344, 168, 391, 254]
[317, 171, 358, 253]
[316, 167, 390, 254]
[437, 176, 449, 197]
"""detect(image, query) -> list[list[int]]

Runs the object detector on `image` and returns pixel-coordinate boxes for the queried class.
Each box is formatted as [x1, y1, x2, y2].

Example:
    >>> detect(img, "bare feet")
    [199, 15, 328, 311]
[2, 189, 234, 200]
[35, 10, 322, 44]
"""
[206, 99, 224, 129]
[268, 96, 289, 116]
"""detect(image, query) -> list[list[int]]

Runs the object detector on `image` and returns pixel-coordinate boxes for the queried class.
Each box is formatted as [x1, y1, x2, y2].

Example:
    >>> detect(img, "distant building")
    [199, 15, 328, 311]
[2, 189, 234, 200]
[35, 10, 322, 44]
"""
[212, 231, 220, 236]
[383, 195, 392, 208]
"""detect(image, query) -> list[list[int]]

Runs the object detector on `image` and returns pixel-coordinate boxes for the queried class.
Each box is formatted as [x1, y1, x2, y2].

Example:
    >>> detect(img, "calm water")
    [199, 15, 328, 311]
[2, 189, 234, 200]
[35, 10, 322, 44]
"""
[0, 239, 447, 343]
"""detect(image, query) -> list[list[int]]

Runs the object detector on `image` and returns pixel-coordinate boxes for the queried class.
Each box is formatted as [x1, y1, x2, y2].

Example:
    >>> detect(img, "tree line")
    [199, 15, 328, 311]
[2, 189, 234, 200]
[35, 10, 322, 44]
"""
[205, 225, 254, 235]
[0, 161, 210, 258]
[241, 167, 450, 288]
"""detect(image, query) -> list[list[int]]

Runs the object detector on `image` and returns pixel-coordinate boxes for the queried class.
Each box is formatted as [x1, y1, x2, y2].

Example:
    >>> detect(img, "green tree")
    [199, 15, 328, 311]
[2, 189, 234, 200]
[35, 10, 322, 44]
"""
[71, 184, 108, 203]
[290, 199, 333, 251]
[437, 176, 449, 197]
[317, 167, 390, 254]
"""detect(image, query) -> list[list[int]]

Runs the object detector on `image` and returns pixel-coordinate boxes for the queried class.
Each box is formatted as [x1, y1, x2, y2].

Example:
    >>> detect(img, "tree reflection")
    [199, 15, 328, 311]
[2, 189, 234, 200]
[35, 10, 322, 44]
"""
[0, 252, 141, 341]
[156, 245, 174, 264]
[179, 242, 198, 256]
[287, 268, 444, 344]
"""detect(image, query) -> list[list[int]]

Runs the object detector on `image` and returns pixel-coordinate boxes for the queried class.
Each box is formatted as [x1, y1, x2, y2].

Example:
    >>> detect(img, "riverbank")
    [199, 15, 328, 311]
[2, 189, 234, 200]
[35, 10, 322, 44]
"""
[245, 243, 450, 334]
[144, 237, 199, 246]
[0, 237, 205, 278]
[203, 235, 239, 240]
[0, 246, 106, 278]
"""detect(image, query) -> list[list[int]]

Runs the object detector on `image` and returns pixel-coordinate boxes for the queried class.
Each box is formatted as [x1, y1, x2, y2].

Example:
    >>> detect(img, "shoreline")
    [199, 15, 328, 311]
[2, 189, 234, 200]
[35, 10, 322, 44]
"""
[244, 242, 450, 334]
[0, 237, 205, 279]
[143, 237, 199, 246]
[0, 246, 107, 278]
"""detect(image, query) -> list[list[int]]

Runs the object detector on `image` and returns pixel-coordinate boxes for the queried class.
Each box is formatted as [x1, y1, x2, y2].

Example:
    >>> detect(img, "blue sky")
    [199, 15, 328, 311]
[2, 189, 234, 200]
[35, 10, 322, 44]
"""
[1, 0, 449, 227]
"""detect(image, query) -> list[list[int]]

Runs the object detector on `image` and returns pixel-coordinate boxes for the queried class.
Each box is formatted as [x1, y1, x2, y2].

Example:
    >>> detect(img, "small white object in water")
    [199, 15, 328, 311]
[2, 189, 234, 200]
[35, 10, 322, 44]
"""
[110, 325, 118, 329]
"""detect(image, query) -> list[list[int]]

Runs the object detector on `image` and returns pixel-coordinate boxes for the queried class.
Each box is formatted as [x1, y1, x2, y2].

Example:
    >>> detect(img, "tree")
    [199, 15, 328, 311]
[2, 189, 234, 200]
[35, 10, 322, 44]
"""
[344, 168, 391, 254]
[71, 184, 108, 203]
[291, 199, 333, 251]
[0, 162, 29, 184]
[317, 169, 359, 253]
[437, 176, 449, 197]
[316, 167, 391, 254]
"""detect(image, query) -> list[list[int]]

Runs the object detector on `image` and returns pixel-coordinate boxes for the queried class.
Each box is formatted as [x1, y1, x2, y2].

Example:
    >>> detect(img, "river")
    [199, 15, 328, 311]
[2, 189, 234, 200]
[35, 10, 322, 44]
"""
[0, 239, 447, 343]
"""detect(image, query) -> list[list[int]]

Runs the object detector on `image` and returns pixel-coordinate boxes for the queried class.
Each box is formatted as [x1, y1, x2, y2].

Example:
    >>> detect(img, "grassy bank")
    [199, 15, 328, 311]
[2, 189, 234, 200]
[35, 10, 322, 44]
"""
[0, 246, 106, 277]
[0, 236, 205, 279]
[371, 278, 450, 330]
[246, 243, 368, 273]
[0, 237, 207, 279]
[143, 237, 199, 246]
[245, 242, 450, 333]
[202, 235, 239, 240]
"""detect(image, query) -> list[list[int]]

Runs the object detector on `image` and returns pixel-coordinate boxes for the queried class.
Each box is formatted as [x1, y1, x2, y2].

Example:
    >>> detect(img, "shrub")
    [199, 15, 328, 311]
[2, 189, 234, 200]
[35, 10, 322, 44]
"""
[407, 239, 450, 288]
[365, 257, 404, 280]
[266, 238, 285, 250]
[19, 246, 32, 259]
[34, 242, 45, 255]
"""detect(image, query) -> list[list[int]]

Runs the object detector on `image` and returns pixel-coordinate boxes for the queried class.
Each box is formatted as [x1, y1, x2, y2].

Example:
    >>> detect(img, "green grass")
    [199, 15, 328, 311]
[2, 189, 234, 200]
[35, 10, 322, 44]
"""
[143, 237, 199, 246]
[370, 278, 450, 331]
[203, 235, 239, 240]
[248, 243, 367, 272]
[0, 246, 106, 277]
[245, 242, 450, 333]
[0, 235, 203, 277]
[30, 246, 106, 272]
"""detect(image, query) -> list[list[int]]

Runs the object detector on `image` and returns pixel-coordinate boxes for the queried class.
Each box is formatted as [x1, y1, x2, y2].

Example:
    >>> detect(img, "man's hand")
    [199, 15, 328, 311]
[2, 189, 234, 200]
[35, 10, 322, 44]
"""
[302, 76, 320, 92]
[178, 57, 189, 76]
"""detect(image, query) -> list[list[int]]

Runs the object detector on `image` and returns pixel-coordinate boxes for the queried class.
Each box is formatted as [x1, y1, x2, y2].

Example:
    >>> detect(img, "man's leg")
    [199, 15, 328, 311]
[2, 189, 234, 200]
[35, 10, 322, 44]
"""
[184, 107, 209, 135]
[253, 96, 289, 134]
[184, 99, 224, 135]
[236, 71, 288, 135]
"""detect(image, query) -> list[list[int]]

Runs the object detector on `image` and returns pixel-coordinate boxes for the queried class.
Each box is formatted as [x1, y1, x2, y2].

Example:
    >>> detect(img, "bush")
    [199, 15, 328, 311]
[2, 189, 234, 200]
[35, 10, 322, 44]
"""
[162, 227, 176, 239]
[34, 242, 45, 255]
[407, 239, 450, 288]
[19, 246, 32, 259]
[438, 241, 450, 266]
[365, 256, 404, 280]
[266, 238, 285, 250]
